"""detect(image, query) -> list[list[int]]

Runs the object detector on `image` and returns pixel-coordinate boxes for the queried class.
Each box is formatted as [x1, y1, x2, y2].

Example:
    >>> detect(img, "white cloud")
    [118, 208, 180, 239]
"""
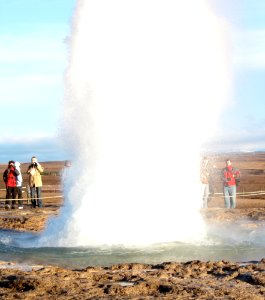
[0, 24, 68, 64]
[0, 24, 68, 104]
[0, 73, 63, 98]
[0, 134, 68, 163]
[0, 133, 54, 144]
[233, 29, 265, 68]
[204, 124, 265, 153]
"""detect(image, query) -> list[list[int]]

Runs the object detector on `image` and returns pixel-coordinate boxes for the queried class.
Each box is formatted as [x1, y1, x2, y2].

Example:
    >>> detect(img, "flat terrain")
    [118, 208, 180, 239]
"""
[0, 153, 265, 299]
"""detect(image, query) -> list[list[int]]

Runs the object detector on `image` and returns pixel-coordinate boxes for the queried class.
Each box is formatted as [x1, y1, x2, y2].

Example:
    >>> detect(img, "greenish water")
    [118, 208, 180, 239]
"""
[0, 221, 265, 269]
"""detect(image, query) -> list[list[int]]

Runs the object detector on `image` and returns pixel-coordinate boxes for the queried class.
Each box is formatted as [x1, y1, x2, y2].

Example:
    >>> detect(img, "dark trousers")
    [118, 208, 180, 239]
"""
[6, 186, 17, 207]
[30, 186, 43, 208]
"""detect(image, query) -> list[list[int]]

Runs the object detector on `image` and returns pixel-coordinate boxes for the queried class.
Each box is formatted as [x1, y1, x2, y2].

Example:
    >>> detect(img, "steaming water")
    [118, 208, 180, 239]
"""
[37, 0, 230, 247]
[1, 221, 265, 268]
[0, 0, 243, 268]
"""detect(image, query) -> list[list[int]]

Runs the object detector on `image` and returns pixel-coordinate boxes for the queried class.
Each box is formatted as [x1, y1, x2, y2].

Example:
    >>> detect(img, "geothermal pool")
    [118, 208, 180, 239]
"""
[0, 0, 236, 263]
[50, 0, 231, 248]
[0, 1, 247, 268]
[1, 221, 265, 269]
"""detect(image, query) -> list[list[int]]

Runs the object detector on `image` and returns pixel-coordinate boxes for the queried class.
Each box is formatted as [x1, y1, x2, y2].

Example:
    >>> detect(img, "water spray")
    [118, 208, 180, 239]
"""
[39, 0, 230, 246]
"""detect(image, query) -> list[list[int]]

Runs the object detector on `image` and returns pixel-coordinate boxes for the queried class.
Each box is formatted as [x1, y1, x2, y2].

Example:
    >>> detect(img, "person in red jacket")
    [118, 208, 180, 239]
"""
[3, 160, 19, 209]
[222, 159, 240, 209]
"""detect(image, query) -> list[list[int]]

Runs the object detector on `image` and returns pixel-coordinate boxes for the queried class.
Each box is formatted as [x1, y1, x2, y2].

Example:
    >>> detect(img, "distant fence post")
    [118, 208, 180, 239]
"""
[26, 184, 31, 205]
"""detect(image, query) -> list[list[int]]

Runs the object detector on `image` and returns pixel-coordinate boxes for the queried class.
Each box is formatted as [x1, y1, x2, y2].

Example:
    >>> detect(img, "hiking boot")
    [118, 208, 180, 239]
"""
[5, 204, 10, 210]
[11, 206, 15, 209]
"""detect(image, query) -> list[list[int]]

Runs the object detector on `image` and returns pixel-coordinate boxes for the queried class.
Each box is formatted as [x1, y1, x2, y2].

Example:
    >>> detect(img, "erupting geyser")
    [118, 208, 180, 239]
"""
[40, 0, 230, 246]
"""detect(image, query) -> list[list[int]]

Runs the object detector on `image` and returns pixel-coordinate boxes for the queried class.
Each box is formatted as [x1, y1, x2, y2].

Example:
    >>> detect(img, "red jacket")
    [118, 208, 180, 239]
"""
[222, 166, 240, 187]
[3, 167, 19, 187]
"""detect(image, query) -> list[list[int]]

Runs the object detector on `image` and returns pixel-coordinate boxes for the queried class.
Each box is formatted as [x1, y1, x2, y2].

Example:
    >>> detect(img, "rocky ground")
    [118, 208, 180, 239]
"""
[0, 156, 265, 299]
[0, 206, 59, 232]
[0, 258, 265, 299]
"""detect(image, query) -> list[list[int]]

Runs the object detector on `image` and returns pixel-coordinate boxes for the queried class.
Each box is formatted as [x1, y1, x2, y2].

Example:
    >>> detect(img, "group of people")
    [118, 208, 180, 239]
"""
[3, 156, 44, 209]
[3, 154, 240, 210]
[200, 157, 241, 209]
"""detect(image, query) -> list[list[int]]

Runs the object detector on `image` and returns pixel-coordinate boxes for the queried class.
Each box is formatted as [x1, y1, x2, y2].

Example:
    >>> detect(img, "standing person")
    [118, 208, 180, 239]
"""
[27, 156, 44, 208]
[222, 159, 240, 209]
[61, 160, 72, 187]
[208, 164, 217, 196]
[3, 161, 19, 209]
[200, 156, 211, 208]
[15, 161, 23, 209]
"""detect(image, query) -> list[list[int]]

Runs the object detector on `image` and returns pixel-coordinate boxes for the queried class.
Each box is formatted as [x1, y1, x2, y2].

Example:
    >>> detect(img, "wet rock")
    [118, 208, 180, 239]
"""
[0, 274, 39, 292]
[1, 261, 265, 299]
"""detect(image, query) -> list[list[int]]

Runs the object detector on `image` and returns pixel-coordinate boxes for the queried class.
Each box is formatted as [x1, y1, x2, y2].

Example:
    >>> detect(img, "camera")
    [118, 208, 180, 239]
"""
[32, 162, 38, 167]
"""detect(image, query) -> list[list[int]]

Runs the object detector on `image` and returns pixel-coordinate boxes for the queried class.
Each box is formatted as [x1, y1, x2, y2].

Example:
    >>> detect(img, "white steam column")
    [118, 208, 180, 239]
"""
[40, 0, 230, 246]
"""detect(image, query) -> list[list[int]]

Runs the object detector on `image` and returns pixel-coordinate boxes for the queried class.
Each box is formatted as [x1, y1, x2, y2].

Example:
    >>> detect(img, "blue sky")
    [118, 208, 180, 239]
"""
[0, 0, 265, 163]
[208, 0, 265, 152]
[0, 0, 75, 163]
